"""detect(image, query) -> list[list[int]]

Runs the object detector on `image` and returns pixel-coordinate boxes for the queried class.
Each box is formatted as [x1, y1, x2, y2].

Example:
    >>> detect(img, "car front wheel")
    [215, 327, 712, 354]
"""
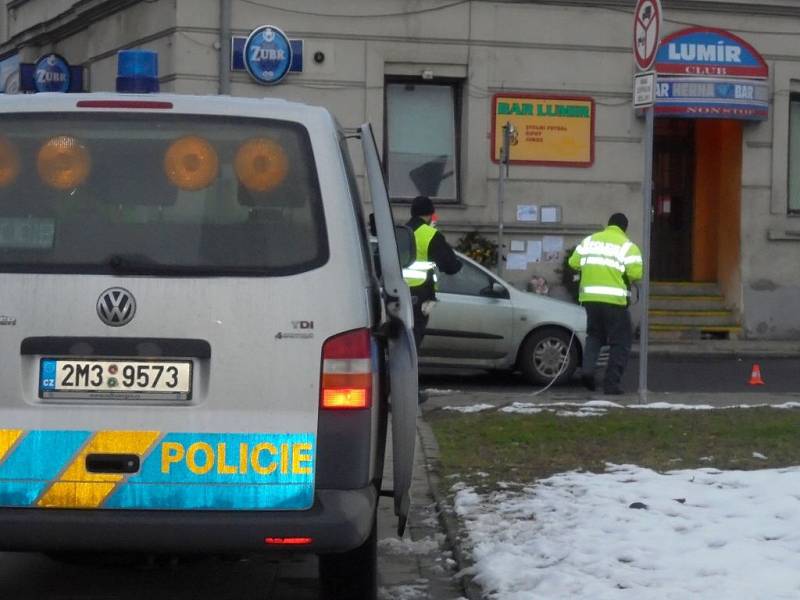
[518, 327, 579, 385]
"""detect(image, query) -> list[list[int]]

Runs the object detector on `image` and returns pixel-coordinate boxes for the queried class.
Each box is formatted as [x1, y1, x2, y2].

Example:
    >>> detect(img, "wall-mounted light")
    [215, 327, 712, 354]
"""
[421, 69, 434, 80]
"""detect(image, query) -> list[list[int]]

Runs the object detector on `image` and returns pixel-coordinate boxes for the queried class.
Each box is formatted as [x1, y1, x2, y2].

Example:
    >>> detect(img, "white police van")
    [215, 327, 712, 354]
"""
[0, 51, 418, 599]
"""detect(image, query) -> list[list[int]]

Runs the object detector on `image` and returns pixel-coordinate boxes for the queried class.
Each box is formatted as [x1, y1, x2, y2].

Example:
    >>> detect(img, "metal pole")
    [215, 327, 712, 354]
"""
[219, 0, 232, 95]
[638, 106, 654, 402]
[497, 123, 510, 277]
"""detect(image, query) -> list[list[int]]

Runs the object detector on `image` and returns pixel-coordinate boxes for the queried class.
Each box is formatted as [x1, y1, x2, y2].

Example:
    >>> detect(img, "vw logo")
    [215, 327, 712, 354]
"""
[97, 288, 136, 327]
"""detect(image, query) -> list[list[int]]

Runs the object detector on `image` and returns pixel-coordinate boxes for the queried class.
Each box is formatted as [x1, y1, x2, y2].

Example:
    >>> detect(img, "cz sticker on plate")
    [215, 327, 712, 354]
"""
[39, 359, 192, 401]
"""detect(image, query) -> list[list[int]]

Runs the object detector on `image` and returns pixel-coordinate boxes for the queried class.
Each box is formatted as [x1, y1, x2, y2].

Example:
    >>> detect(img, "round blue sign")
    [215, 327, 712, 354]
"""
[243, 25, 292, 86]
[34, 54, 71, 93]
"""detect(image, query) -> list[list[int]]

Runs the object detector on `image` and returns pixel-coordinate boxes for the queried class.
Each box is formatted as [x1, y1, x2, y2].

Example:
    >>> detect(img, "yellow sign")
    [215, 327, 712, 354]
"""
[493, 95, 595, 166]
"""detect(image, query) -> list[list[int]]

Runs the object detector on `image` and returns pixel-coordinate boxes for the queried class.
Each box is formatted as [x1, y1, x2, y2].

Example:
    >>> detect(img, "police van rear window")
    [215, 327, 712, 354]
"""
[0, 113, 328, 276]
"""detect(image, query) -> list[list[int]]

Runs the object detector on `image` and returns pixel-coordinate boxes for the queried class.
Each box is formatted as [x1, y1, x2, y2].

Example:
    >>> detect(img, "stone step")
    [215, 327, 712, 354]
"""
[648, 324, 743, 340]
[649, 310, 738, 327]
[649, 295, 727, 311]
[650, 281, 721, 296]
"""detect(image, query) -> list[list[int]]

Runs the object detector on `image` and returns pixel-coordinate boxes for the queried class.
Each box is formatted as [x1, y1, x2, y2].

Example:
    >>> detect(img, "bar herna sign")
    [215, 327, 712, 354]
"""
[654, 28, 768, 120]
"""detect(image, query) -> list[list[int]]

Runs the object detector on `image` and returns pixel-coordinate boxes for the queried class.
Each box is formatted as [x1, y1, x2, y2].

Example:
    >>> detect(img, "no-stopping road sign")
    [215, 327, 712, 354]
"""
[633, 0, 662, 71]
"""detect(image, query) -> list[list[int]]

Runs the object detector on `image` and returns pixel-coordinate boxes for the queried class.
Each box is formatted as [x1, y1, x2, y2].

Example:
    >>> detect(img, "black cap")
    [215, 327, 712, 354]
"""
[411, 195, 435, 217]
[608, 212, 629, 232]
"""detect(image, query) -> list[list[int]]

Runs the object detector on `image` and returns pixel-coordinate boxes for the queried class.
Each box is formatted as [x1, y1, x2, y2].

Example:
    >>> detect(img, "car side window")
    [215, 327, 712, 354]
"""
[437, 260, 499, 296]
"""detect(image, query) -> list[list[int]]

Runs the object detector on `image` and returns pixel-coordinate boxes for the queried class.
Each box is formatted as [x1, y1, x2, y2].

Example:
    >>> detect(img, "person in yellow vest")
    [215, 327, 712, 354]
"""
[403, 196, 462, 349]
[568, 213, 643, 395]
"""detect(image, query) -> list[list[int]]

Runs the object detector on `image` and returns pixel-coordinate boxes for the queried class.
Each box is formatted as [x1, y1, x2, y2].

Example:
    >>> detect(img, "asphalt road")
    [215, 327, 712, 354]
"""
[421, 356, 800, 395]
[0, 551, 315, 599]
[0, 434, 462, 600]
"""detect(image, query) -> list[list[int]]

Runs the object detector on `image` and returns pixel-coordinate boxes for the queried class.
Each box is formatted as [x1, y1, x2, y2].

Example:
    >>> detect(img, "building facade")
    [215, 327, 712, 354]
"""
[1, 0, 799, 339]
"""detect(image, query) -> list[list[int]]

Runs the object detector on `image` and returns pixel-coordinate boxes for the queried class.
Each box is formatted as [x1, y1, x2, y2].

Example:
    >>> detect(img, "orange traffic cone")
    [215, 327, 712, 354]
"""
[748, 363, 765, 386]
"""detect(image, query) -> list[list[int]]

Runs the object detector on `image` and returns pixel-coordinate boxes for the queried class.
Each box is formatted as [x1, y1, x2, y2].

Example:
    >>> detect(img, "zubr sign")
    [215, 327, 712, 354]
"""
[243, 25, 293, 85]
[654, 28, 769, 121]
[656, 28, 768, 79]
[492, 94, 594, 167]
[33, 54, 71, 93]
[17, 54, 83, 93]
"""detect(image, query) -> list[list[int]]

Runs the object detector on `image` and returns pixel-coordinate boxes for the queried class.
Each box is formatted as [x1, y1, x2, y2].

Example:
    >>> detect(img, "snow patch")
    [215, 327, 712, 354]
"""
[443, 403, 495, 413]
[455, 465, 800, 598]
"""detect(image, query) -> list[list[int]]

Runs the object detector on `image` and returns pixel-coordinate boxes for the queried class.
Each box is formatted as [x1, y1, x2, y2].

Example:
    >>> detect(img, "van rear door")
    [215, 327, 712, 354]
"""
[360, 124, 417, 535]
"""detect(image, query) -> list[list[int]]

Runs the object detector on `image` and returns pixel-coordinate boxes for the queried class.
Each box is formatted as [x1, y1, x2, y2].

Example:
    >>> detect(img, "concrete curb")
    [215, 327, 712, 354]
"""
[632, 349, 800, 359]
[632, 343, 800, 358]
[416, 419, 485, 600]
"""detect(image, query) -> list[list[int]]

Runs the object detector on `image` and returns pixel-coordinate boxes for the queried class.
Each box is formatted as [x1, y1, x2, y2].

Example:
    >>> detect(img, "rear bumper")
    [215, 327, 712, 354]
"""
[0, 487, 377, 554]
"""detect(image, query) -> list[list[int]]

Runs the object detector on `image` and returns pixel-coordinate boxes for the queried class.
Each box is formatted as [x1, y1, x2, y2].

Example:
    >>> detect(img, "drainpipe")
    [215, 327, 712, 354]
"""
[219, 0, 231, 95]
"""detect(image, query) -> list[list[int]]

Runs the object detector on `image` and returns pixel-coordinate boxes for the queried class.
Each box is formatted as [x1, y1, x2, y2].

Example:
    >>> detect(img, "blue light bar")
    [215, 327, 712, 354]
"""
[116, 50, 159, 93]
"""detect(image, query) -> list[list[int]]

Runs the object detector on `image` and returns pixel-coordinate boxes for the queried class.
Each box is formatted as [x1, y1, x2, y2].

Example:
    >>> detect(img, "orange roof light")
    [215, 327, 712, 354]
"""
[164, 135, 219, 191]
[234, 138, 289, 193]
[37, 136, 91, 190]
[0, 137, 20, 187]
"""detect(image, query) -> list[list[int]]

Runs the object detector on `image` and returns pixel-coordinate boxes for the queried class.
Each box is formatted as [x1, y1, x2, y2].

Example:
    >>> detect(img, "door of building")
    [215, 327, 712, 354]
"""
[651, 119, 694, 280]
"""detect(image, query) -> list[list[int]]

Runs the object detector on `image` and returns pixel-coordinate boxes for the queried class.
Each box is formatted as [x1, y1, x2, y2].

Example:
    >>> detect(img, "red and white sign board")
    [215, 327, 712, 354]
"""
[633, 0, 662, 71]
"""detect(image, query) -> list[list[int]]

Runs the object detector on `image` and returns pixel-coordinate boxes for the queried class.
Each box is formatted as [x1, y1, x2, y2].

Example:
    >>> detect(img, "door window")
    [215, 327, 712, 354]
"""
[438, 260, 500, 297]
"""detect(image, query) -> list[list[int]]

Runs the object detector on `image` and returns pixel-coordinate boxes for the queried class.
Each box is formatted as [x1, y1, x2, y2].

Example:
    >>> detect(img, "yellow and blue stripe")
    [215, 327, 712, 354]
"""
[0, 430, 315, 511]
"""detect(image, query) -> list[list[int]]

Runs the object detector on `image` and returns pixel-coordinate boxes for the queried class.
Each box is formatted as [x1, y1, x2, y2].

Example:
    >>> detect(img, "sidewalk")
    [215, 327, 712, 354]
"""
[377, 426, 467, 600]
[634, 339, 800, 357]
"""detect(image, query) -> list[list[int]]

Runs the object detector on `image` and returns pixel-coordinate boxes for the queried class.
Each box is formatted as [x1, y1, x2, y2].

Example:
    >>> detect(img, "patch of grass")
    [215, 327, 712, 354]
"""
[428, 408, 800, 490]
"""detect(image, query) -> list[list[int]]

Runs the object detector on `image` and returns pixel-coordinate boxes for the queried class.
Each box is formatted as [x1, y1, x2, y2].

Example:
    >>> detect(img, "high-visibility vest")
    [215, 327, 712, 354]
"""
[568, 225, 643, 306]
[403, 223, 438, 288]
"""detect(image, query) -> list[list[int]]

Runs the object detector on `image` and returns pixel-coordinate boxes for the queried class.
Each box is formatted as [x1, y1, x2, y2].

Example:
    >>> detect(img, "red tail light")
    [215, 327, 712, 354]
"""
[265, 537, 313, 546]
[320, 328, 373, 410]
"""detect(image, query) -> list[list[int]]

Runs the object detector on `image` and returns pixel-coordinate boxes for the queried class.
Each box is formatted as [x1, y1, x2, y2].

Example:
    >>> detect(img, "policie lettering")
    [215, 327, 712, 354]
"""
[160, 441, 313, 476]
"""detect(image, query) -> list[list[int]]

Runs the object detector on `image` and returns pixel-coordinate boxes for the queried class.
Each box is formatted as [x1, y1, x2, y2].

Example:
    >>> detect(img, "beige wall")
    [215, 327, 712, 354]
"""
[1, 0, 800, 336]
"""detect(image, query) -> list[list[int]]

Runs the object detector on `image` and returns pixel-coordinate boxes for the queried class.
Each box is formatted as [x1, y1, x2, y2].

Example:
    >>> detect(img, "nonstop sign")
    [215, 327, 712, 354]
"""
[492, 94, 594, 167]
[654, 28, 769, 121]
[656, 28, 768, 79]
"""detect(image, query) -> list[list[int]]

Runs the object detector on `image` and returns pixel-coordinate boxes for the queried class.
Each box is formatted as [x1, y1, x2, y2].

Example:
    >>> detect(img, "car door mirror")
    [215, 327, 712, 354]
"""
[481, 282, 509, 299]
[395, 225, 416, 269]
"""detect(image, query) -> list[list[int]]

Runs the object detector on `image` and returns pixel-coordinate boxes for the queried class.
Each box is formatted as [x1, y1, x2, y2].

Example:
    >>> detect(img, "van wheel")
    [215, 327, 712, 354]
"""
[518, 327, 578, 385]
[318, 517, 377, 600]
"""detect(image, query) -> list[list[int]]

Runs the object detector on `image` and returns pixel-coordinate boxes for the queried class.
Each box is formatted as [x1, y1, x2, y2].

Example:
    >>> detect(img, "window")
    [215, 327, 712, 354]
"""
[789, 97, 800, 213]
[438, 260, 502, 297]
[0, 113, 328, 276]
[385, 80, 460, 203]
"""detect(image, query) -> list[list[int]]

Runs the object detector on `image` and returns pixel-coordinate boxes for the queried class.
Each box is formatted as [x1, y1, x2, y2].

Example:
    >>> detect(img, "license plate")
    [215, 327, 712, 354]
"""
[40, 359, 192, 400]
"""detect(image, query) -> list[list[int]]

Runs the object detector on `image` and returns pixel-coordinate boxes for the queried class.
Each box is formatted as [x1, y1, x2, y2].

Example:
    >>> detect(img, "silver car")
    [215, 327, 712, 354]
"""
[420, 252, 587, 385]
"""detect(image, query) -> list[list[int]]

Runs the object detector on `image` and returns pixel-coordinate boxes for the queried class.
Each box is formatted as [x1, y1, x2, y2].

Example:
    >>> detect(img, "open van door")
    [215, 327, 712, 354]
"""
[360, 124, 418, 535]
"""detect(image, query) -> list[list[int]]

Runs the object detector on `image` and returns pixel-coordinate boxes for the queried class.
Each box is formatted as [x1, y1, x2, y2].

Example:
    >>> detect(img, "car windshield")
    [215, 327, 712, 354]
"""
[0, 113, 327, 276]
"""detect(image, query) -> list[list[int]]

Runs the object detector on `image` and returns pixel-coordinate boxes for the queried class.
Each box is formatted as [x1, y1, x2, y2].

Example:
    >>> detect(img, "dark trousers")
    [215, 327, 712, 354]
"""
[582, 302, 632, 390]
[412, 300, 429, 350]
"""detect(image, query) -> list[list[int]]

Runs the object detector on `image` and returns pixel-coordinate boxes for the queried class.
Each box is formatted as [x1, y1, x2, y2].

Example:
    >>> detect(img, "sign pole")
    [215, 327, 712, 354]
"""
[632, 0, 661, 402]
[638, 106, 653, 402]
[496, 123, 511, 278]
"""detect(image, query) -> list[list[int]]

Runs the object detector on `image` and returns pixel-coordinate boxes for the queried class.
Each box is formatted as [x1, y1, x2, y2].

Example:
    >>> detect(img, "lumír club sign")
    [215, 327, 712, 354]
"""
[653, 27, 769, 121]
